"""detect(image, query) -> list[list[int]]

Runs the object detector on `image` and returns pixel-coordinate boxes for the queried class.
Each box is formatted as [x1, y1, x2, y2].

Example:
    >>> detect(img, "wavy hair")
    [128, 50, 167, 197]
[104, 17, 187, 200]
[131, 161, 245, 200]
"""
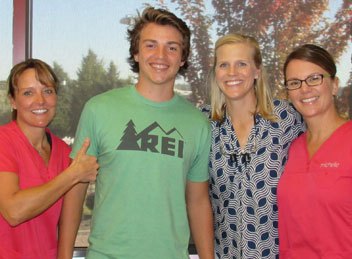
[127, 7, 190, 76]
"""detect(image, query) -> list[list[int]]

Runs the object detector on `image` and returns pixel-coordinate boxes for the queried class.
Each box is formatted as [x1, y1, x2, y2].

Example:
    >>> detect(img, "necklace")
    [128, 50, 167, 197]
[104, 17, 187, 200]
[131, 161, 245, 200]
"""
[218, 114, 258, 167]
[30, 142, 46, 156]
[28, 133, 50, 157]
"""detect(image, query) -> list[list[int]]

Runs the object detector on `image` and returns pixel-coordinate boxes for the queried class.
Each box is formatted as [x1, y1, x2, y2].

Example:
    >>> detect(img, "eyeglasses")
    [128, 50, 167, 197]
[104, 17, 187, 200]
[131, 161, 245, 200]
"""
[284, 74, 331, 90]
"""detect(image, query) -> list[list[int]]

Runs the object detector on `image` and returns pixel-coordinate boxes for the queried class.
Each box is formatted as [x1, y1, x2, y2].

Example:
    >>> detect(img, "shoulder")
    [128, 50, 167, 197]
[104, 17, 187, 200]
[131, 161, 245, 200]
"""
[82, 86, 131, 116]
[268, 99, 305, 137]
[175, 96, 210, 123]
[87, 86, 129, 106]
[0, 122, 20, 140]
[273, 99, 297, 114]
[273, 99, 298, 117]
[339, 120, 352, 135]
[48, 131, 71, 153]
[345, 120, 352, 129]
[0, 123, 25, 161]
[50, 132, 69, 147]
[199, 104, 211, 119]
[289, 133, 305, 149]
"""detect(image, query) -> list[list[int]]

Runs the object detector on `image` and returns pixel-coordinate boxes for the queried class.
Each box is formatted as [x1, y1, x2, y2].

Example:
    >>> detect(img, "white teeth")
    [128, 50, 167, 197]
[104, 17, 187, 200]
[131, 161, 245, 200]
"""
[226, 80, 241, 86]
[151, 63, 168, 69]
[302, 97, 318, 103]
[32, 109, 47, 114]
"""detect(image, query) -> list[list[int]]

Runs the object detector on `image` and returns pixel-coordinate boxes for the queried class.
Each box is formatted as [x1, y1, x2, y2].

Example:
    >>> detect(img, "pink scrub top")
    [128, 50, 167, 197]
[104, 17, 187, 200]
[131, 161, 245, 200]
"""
[0, 121, 71, 259]
[278, 121, 352, 259]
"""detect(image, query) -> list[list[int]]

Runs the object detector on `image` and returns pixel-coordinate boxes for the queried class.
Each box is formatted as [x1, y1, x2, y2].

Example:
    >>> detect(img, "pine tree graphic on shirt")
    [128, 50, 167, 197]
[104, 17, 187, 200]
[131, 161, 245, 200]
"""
[116, 120, 184, 158]
[117, 120, 140, 150]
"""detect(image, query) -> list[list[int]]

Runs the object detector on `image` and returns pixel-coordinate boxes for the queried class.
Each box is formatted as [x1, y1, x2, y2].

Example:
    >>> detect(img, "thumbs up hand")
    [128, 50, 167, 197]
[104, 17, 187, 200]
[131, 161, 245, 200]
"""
[69, 138, 99, 183]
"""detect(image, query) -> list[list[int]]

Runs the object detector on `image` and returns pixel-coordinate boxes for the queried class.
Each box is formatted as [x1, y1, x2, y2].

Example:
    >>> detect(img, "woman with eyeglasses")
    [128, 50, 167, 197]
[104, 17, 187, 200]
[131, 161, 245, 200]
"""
[278, 44, 351, 258]
[202, 33, 304, 258]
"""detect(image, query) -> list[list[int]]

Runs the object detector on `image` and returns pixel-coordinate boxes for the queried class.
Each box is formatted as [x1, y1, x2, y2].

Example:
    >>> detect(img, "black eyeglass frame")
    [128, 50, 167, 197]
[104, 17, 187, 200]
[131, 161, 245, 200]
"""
[284, 73, 332, 90]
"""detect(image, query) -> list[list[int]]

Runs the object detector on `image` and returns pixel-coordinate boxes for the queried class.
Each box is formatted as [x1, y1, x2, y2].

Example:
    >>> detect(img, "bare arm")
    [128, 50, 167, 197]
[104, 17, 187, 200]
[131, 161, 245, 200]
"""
[186, 180, 214, 259]
[0, 138, 98, 226]
[57, 182, 89, 259]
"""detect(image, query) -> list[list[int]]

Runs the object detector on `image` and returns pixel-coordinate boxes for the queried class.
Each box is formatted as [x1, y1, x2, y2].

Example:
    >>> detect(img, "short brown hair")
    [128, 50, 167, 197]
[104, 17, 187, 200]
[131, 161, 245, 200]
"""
[283, 44, 348, 118]
[127, 7, 190, 75]
[283, 44, 336, 81]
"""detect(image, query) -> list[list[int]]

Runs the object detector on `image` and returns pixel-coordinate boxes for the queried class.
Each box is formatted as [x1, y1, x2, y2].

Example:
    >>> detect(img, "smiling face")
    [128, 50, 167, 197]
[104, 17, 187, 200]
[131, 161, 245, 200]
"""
[10, 68, 57, 131]
[286, 59, 338, 120]
[215, 43, 260, 103]
[134, 23, 185, 90]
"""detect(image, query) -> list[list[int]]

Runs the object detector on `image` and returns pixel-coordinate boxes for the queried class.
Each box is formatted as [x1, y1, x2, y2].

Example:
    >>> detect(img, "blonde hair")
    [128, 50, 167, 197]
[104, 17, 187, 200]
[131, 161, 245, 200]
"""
[209, 33, 275, 121]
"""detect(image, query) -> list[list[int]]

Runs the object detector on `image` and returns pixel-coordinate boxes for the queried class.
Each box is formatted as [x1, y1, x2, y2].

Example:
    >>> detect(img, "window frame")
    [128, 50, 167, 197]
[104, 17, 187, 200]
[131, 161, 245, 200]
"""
[11, 1, 199, 256]
[13, 0, 32, 65]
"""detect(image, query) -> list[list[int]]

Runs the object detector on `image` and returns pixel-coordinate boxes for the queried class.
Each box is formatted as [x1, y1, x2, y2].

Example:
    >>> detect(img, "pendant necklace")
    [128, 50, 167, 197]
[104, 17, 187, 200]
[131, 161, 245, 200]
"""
[219, 113, 258, 168]
[29, 136, 48, 157]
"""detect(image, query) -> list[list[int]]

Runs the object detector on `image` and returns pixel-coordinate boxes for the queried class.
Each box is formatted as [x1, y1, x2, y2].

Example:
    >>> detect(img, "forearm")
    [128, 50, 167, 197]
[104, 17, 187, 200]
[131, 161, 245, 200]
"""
[0, 169, 79, 226]
[57, 183, 89, 259]
[188, 198, 214, 259]
[186, 181, 214, 259]
[0, 138, 98, 226]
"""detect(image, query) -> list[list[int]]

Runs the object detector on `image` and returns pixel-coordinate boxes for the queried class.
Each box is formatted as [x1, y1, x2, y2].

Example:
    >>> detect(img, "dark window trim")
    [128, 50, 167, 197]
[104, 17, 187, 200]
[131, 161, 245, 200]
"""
[13, 0, 32, 65]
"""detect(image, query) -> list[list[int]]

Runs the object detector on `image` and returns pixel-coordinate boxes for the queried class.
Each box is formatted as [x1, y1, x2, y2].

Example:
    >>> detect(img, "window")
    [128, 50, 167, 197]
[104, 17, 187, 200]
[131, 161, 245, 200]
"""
[5, 1, 352, 258]
[0, 0, 13, 123]
[32, 1, 169, 248]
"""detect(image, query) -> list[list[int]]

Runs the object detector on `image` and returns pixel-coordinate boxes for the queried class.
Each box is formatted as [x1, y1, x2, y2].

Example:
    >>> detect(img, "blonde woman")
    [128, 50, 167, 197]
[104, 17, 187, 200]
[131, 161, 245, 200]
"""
[203, 33, 304, 258]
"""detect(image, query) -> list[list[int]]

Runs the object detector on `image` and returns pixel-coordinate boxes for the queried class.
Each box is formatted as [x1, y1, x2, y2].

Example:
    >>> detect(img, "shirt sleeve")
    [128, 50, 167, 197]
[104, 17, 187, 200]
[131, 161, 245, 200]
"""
[70, 100, 99, 160]
[199, 104, 211, 119]
[187, 117, 211, 182]
[287, 102, 306, 137]
[0, 132, 19, 173]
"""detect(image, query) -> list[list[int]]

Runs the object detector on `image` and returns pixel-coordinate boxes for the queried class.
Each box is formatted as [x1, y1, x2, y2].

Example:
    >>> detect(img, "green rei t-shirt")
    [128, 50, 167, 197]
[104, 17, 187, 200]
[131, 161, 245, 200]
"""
[71, 86, 211, 259]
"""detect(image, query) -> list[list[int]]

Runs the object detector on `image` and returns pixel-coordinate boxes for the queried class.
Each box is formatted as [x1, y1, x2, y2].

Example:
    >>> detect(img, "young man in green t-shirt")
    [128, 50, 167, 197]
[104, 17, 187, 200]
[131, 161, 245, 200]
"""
[61, 7, 214, 259]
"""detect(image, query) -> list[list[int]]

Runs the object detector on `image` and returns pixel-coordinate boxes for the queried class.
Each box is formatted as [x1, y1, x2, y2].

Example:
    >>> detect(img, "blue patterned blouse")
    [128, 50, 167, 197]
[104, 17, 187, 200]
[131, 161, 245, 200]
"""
[202, 100, 304, 259]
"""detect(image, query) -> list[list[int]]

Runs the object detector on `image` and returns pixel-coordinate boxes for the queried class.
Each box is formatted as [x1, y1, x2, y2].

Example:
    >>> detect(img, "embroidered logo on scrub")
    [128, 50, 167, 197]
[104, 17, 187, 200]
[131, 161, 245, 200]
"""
[117, 120, 184, 158]
[320, 162, 340, 168]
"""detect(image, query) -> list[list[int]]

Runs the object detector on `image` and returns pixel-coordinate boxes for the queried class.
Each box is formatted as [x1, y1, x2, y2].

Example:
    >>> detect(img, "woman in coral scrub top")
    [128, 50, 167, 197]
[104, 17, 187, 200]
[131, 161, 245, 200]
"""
[278, 44, 352, 259]
[0, 59, 98, 259]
